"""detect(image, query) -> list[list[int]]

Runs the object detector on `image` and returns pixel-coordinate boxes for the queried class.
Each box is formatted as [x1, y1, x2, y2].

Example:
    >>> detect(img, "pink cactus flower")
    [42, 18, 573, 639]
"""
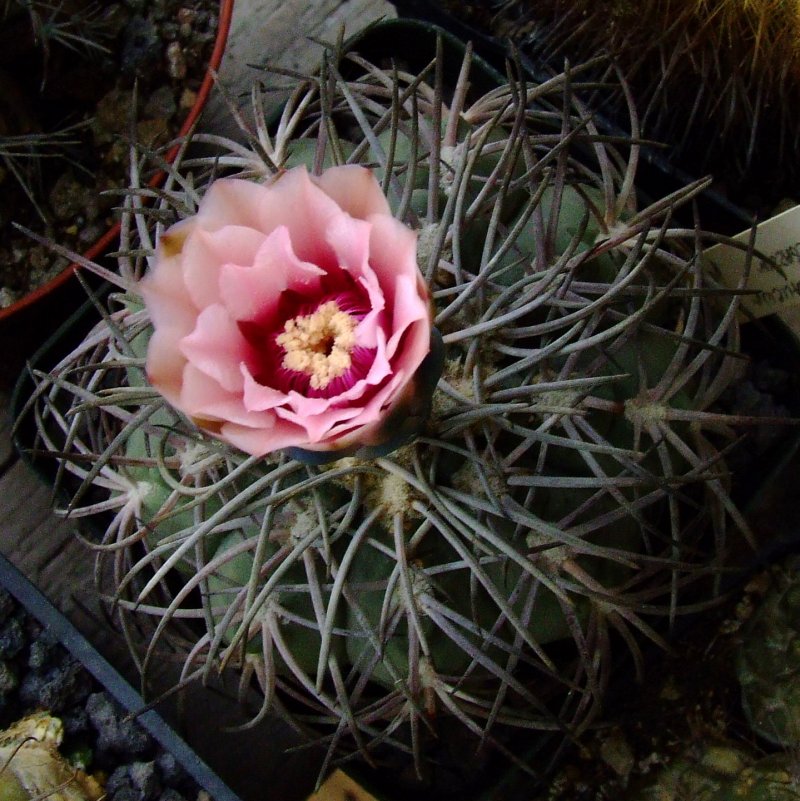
[140, 165, 438, 459]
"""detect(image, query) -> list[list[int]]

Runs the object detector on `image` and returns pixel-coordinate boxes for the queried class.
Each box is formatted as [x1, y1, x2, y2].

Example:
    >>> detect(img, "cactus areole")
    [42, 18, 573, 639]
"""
[23, 21, 768, 784]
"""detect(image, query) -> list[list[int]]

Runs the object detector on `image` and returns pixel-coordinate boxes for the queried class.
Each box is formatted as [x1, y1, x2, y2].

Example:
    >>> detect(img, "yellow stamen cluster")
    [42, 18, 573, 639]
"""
[277, 301, 357, 390]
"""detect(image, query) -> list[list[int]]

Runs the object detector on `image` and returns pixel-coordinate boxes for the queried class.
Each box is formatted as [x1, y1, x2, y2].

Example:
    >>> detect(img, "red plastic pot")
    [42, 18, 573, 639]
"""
[0, 0, 235, 387]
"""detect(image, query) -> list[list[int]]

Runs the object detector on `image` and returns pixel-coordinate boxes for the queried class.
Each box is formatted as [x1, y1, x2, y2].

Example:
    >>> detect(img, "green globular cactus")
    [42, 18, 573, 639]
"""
[737, 558, 800, 748]
[21, 29, 770, 778]
[627, 745, 800, 801]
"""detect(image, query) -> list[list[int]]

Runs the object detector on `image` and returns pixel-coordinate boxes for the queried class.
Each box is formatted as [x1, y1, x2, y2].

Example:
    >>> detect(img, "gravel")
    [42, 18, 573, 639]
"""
[0, 0, 222, 307]
[0, 585, 208, 801]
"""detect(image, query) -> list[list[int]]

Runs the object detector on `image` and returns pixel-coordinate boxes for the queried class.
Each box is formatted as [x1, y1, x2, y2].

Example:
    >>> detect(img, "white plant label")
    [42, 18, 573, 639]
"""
[703, 203, 800, 321]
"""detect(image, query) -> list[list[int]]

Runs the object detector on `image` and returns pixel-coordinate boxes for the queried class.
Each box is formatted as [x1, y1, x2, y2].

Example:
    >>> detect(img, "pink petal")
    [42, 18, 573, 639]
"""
[180, 364, 273, 428]
[240, 366, 293, 412]
[314, 165, 392, 220]
[282, 390, 341, 417]
[274, 401, 366, 443]
[312, 371, 410, 449]
[194, 178, 277, 231]
[257, 167, 343, 265]
[385, 273, 431, 358]
[180, 304, 254, 392]
[355, 263, 386, 346]
[353, 304, 385, 349]
[195, 169, 347, 267]
[219, 418, 309, 456]
[182, 225, 267, 311]
[145, 328, 189, 407]
[325, 213, 371, 276]
[140, 218, 198, 331]
[219, 226, 324, 322]
[366, 212, 422, 312]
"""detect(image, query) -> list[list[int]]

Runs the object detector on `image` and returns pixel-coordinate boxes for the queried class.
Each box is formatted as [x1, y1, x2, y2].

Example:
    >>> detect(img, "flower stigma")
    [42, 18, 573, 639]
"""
[277, 300, 358, 389]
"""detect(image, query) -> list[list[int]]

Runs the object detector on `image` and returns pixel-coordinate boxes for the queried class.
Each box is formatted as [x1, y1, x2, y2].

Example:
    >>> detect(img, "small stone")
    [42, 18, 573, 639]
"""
[659, 675, 682, 701]
[155, 752, 187, 787]
[157, 790, 186, 801]
[130, 761, 161, 801]
[151, 0, 170, 20]
[61, 706, 90, 737]
[136, 118, 170, 148]
[106, 765, 133, 796]
[701, 745, 748, 776]
[0, 615, 26, 659]
[144, 86, 177, 121]
[28, 630, 59, 669]
[28, 250, 68, 289]
[744, 571, 772, 597]
[94, 88, 135, 146]
[0, 287, 20, 309]
[20, 659, 92, 714]
[112, 786, 139, 801]
[28, 245, 61, 274]
[49, 172, 93, 222]
[785, 584, 800, 611]
[0, 590, 16, 623]
[166, 42, 187, 80]
[178, 88, 197, 110]
[159, 21, 180, 42]
[78, 221, 109, 247]
[121, 16, 161, 76]
[177, 7, 196, 26]
[86, 692, 153, 757]
[599, 729, 635, 778]
[0, 660, 18, 694]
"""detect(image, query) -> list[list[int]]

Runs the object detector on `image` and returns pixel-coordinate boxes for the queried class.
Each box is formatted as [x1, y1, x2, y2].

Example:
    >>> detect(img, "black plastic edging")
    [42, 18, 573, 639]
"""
[0, 551, 245, 801]
[389, 4, 755, 235]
